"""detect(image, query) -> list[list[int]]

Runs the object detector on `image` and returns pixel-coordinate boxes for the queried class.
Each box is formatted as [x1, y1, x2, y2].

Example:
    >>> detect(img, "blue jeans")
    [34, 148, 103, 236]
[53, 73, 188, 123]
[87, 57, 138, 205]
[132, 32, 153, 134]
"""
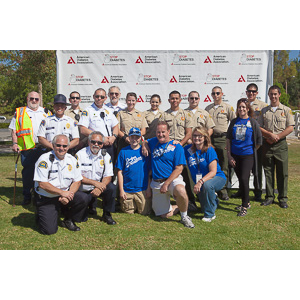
[197, 176, 226, 218]
[21, 147, 46, 200]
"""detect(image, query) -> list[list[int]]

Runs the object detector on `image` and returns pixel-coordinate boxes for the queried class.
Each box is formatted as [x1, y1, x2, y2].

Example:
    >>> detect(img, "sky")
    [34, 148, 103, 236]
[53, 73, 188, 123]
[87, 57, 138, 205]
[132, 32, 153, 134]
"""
[289, 50, 300, 60]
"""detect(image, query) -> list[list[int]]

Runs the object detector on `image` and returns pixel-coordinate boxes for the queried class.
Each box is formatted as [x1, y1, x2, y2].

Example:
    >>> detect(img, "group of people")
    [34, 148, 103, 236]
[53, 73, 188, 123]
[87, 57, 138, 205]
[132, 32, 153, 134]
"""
[9, 84, 295, 235]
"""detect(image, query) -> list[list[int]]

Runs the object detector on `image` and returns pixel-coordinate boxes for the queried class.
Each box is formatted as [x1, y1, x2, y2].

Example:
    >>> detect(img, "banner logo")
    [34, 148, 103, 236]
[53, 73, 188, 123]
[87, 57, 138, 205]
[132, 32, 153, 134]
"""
[136, 56, 144, 63]
[101, 76, 109, 83]
[170, 76, 177, 83]
[204, 56, 212, 63]
[204, 95, 212, 102]
[67, 57, 76, 64]
[238, 75, 246, 82]
[137, 96, 144, 102]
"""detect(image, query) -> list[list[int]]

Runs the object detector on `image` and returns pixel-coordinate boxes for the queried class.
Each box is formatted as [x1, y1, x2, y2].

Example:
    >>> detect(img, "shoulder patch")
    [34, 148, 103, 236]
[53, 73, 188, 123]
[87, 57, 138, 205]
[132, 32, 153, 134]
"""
[82, 110, 88, 116]
[75, 154, 79, 160]
[41, 120, 46, 126]
[38, 161, 48, 169]
[231, 107, 235, 112]
[74, 121, 78, 127]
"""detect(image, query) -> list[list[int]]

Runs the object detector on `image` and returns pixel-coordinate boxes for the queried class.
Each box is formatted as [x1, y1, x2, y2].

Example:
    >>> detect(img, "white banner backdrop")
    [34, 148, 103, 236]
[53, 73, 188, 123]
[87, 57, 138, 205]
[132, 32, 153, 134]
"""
[56, 50, 273, 111]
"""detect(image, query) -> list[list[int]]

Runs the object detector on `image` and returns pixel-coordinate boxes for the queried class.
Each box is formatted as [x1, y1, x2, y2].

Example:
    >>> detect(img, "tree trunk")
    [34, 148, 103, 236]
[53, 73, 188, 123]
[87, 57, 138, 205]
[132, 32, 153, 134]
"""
[38, 80, 43, 107]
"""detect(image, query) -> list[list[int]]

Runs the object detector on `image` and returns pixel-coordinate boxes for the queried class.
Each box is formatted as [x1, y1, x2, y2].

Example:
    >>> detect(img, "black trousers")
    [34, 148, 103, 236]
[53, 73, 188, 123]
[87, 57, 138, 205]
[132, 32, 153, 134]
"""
[75, 182, 116, 213]
[232, 154, 254, 207]
[36, 194, 89, 235]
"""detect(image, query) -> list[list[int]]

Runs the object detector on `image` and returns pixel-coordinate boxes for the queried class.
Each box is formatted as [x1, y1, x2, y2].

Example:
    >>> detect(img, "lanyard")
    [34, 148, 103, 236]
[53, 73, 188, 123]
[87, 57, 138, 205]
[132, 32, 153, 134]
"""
[194, 150, 202, 174]
[154, 141, 171, 157]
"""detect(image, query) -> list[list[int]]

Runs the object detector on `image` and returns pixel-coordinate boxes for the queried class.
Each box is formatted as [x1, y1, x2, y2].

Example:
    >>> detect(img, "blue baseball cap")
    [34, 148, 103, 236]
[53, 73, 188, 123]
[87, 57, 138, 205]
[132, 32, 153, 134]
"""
[128, 127, 141, 136]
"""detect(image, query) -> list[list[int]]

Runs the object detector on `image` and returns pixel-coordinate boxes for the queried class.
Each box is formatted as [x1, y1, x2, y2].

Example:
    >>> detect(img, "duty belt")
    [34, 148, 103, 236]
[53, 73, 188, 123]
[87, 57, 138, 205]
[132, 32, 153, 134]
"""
[213, 132, 227, 138]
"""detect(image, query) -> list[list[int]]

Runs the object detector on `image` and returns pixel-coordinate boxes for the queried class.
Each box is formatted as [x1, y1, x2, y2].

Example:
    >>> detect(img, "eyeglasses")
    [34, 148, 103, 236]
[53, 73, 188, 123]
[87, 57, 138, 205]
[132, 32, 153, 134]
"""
[192, 134, 204, 139]
[90, 140, 103, 145]
[55, 144, 68, 148]
[189, 97, 199, 100]
[95, 95, 106, 99]
[246, 90, 257, 94]
[110, 92, 119, 96]
[29, 97, 39, 101]
[70, 96, 80, 100]
[212, 92, 221, 96]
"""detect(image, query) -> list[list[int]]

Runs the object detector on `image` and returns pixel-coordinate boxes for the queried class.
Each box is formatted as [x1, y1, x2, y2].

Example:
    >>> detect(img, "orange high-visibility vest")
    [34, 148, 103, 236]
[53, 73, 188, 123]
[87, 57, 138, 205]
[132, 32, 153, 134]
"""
[15, 107, 35, 151]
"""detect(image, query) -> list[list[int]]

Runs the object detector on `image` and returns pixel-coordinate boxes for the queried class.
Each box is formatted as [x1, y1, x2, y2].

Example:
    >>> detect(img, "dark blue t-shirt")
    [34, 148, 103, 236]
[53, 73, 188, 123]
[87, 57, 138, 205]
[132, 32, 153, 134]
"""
[148, 137, 186, 180]
[184, 145, 226, 184]
[116, 145, 150, 193]
[231, 118, 254, 155]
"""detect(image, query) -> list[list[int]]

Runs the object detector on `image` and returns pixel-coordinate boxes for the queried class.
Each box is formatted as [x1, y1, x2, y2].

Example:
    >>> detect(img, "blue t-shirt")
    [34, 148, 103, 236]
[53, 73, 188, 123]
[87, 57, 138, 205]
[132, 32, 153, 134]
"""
[184, 145, 226, 184]
[148, 137, 186, 180]
[231, 118, 254, 155]
[116, 145, 150, 193]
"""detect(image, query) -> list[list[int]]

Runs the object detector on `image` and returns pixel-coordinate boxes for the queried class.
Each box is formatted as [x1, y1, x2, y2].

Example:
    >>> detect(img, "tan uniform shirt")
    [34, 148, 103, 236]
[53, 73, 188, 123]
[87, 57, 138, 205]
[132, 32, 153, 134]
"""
[159, 107, 193, 141]
[117, 108, 148, 135]
[250, 99, 268, 120]
[64, 106, 83, 121]
[205, 101, 235, 135]
[143, 109, 164, 140]
[257, 102, 295, 134]
[185, 107, 215, 129]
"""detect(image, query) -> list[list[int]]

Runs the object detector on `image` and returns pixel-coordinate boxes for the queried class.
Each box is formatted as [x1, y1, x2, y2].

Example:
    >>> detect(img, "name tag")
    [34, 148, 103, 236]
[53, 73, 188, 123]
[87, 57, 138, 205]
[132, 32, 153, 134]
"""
[196, 174, 202, 182]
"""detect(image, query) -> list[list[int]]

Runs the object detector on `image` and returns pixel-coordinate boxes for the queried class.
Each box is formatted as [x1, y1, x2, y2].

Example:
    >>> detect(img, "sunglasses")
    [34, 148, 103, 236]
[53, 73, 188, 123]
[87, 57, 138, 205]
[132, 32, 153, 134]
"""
[110, 92, 119, 96]
[55, 144, 68, 148]
[189, 97, 199, 100]
[212, 92, 221, 96]
[91, 140, 103, 145]
[70, 96, 80, 100]
[95, 95, 106, 99]
[246, 90, 257, 94]
[29, 97, 39, 101]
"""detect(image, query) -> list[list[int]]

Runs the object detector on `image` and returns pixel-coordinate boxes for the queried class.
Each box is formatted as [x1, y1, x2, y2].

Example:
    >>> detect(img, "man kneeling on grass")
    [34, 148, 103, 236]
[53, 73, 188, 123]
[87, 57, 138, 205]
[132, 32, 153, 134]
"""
[142, 121, 195, 228]
[116, 127, 152, 215]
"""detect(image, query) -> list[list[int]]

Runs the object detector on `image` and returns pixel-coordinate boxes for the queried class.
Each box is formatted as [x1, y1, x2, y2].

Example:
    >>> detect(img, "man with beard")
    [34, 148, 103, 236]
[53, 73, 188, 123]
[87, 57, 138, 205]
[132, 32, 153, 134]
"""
[74, 131, 117, 225]
[105, 86, 126, 115]
[9, 91, 51, 205]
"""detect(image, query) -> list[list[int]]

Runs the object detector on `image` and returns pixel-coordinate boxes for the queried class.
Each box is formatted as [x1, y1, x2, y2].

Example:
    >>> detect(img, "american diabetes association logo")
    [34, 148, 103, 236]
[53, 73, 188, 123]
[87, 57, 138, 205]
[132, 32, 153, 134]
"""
[135, 55, 162, 64]
[67, 56, 94, 64]
[169, 75, 195, 83]
[238, 74, 262, 83]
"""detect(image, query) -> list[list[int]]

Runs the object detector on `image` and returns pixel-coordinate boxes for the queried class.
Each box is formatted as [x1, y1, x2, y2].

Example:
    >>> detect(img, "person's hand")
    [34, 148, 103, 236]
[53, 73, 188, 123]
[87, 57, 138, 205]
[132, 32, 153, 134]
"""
[91, 188, 101, 197]
[120, 190, 127, 200]
[60, 190, 74, 201]
[193, 181, 203, 194]
[59, 196, 69, 205]
[125, 137, 130, 144]
[145, 186, 152, 198]
[228, 155, 236, 167]
[12, 144, 20, 153]
[142, 143, 150, 157]
[160, 182, 169, 194]
[95, 182, 106, 193]
[173, 140, 180, 145]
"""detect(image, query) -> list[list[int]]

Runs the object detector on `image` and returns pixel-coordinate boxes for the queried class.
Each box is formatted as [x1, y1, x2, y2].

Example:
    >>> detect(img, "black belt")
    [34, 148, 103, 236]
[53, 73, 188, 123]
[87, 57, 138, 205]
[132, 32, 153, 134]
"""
[154, 178, 167, 183]
[213, 133, 227, 138]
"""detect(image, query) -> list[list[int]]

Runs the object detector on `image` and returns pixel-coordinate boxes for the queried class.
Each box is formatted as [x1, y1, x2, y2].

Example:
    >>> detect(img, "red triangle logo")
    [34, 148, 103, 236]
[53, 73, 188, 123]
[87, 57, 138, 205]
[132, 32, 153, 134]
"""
[101, 76, 109, 83]
[204, 56, 212, 63]
[238, 75, 246, 82]
[170, 76, 177, 83]
[137, 96, 144, 102]
[204, 95, 212, 102]
[67, 57, 76, 64]
[136, 56, 144, 63]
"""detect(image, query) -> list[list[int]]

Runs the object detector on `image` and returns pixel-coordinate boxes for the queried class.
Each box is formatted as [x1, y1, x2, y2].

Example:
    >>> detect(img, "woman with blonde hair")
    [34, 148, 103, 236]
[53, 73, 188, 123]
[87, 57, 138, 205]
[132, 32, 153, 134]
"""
[184, 127, 226, 222]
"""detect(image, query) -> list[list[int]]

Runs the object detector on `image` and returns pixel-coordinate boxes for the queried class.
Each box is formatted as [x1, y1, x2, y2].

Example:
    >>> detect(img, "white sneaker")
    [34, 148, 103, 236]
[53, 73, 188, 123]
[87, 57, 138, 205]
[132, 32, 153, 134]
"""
[202, 215, 216, 222]
[180, 215, 195, 228]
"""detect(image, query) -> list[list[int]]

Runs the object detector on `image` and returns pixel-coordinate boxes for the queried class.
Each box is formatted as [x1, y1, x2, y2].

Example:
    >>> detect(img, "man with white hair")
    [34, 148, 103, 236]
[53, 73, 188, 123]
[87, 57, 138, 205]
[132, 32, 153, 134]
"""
[9, 91, 51, 205]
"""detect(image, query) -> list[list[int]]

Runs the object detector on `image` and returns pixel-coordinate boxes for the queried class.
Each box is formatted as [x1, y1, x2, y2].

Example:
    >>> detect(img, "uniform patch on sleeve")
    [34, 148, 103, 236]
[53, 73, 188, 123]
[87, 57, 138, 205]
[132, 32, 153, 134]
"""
[38, 161, 48, 169]
[41, 120, 46, 126]
[231, 107, 235, 112]
[82, 110, 88, 116]
[74, 121, 78, 127]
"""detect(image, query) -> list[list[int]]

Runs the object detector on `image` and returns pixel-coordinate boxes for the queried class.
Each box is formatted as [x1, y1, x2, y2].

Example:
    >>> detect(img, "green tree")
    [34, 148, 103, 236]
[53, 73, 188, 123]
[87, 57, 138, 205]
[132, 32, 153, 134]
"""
[0, 50, 56, 115]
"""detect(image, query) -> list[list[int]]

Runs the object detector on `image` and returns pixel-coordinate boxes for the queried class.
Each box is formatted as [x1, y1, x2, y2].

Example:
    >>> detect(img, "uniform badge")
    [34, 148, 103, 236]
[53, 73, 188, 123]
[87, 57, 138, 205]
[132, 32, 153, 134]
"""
[68, 164, 72, 171]
[188, 113, 191, 117]
[82, 111, 88, 116]
[38, 161, 48, 169]
[105, 109, 109, 114]
[181, 116, 185, 121]
[281, 112, 285, 117]
[199, 114, 203, 119]
[100, 159, 104, 166]
[231, 107, 234, 112]
[66, 123, 70, 129]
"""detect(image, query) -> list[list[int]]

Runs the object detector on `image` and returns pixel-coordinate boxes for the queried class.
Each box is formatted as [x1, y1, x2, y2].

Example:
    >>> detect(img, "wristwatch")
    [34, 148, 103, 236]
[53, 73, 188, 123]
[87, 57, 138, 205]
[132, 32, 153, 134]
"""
[113, 133, 117, 138]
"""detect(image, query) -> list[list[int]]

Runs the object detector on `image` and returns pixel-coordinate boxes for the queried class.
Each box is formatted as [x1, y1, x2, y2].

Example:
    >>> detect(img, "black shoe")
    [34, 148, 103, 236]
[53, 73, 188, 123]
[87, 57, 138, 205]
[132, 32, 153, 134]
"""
[231, 191, 242, 198]
[88, 208, 97, 215]
[254, 191, 262, 202]
[22, 198, 31, 205]
[61, 219, 80, 231]
[279, 202, 288, 209]
[188, 200, 198, 213]
[261, 199, 274, 206]
[102, 214, 117, 225]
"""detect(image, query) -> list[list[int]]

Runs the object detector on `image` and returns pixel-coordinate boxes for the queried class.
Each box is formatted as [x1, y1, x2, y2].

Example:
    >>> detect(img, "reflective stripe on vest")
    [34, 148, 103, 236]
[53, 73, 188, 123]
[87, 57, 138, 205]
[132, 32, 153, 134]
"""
[15, 107, 35, 151]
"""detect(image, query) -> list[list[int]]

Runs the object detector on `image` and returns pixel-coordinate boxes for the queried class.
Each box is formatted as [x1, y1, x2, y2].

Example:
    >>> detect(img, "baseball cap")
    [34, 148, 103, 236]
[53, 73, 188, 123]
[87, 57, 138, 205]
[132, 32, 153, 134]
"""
[128, 127, 141, 136]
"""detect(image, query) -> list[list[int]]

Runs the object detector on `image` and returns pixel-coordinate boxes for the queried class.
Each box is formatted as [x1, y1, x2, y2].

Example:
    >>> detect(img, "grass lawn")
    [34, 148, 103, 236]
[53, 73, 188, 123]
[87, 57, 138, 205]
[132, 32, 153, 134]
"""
[0, 141, 299, 250]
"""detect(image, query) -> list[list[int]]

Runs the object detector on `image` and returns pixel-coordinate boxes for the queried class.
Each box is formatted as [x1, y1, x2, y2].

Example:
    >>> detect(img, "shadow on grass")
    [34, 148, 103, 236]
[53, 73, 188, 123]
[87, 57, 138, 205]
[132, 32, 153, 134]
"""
[11, 212, 40, 233]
